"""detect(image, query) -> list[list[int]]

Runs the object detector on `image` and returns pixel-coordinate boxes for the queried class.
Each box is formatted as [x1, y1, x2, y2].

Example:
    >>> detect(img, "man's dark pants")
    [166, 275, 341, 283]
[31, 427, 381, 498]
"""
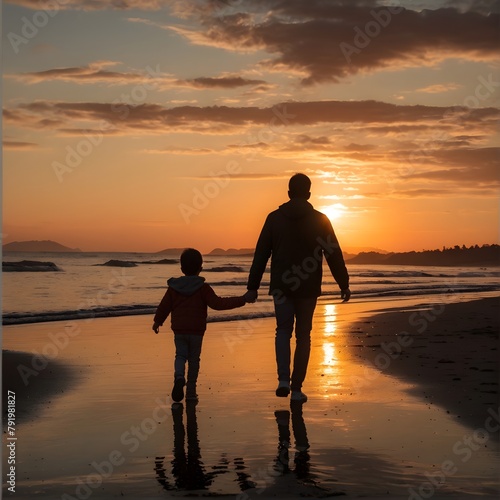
[273, 295, 317, 391]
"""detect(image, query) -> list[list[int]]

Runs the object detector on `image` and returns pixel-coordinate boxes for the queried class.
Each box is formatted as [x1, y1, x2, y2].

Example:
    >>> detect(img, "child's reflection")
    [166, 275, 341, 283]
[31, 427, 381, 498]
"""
[155, 402, 255, 492]
[155, 401, 210, 490]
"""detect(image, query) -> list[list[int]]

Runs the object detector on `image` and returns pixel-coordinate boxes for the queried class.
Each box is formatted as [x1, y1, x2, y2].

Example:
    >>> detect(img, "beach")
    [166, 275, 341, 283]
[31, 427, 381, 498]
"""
[2, 293, 499, 499]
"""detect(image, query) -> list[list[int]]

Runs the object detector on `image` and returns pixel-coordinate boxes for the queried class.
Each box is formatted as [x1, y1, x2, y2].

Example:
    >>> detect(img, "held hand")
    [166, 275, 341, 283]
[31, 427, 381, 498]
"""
[340, 288, 351, 302]
[152, 322, 160, 334]
[244, 289, 258, 303]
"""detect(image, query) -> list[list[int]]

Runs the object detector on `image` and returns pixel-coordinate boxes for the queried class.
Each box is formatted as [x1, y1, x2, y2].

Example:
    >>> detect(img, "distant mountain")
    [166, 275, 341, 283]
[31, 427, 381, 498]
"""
[346, 244, 500, 267]
[342, 252, 357, 261]
[208, 248, 255, 256]
[2, 240, 81, 253]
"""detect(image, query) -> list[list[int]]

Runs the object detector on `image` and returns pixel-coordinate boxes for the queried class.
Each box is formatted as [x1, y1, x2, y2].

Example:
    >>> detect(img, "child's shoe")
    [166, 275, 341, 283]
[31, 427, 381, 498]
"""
[171, 377, 185, 402]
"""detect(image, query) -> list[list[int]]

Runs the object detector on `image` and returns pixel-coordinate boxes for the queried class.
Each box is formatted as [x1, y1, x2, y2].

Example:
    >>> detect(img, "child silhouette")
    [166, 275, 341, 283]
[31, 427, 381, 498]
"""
[153, 248, 255, 402]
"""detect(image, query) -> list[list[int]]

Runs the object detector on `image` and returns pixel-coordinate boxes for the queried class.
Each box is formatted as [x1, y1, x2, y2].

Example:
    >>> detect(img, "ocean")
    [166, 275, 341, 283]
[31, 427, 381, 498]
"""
[2, 252, 500, 325]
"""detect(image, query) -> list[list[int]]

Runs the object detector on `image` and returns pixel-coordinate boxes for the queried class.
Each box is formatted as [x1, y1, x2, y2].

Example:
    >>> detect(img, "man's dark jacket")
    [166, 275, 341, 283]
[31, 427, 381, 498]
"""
[247, 198, 349, 298]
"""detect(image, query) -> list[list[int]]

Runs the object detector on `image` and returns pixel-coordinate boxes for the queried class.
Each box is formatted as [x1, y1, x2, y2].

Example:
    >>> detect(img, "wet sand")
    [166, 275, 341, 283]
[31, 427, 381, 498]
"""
[2, 350, 81, 425]
[346, 296, 499, 433]
[2, 294, 499, 499]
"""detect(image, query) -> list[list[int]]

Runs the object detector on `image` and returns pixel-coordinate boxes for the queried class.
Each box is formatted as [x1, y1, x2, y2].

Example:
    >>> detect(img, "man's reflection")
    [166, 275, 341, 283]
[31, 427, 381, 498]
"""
[274, 400, 317, 486]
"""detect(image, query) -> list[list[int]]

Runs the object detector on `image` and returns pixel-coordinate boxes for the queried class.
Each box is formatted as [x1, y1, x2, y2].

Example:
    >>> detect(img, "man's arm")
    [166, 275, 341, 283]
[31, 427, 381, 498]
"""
[247, 214, 273, 292]
[320, 216, 350, 295]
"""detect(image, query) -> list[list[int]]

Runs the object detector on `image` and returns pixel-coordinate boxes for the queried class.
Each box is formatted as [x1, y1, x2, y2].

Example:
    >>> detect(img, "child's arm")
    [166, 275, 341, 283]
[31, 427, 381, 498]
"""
[152, 289, 173, 333]
[203, 285, 248, 311]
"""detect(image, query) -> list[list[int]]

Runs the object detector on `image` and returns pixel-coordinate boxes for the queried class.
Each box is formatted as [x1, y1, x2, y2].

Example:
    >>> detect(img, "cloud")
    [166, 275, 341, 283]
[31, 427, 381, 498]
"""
[3, 140, 39, 150]
[8, 61, 270, 91]
[415, 83, 462, 93]
[4, 100, 498, 184]
[296, 135, 332, 146]
[226, 141, 269, 150]
[8, 94, 494, 195]
[7, 61, 150, 85]
[127, 17, 170, 28]
[5, 0, 172, 10]
[408, 149, 500, 180]
[316, 155, 500, 200]
[366, 186, 499, 198]
[182, 172, 293, 180]
[319, 193, 366, 200]
[56, 127, 122, 137]
[183, 76, 270, 89]
[5, 99, 497, 203]
[144, 147, 216, 155]
[345, 143, 378, 152]
[365, 124, 447, 135]
[440, 0, 500, 14]
[5, 99, 498, 139]
[166, 1, 499, 85]
[375, 149, 500, 198]
[8, 1, 497, 86]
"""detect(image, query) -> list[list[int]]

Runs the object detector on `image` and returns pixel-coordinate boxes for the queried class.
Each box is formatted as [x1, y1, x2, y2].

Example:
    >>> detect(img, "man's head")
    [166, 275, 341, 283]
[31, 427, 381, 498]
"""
[288, 173, 311, 200]
[180, 248, 203, 276]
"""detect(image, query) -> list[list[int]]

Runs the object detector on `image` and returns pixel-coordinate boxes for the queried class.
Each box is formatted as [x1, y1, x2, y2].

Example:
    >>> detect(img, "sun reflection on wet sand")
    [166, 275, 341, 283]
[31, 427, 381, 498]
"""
[316, 303, 343, 399]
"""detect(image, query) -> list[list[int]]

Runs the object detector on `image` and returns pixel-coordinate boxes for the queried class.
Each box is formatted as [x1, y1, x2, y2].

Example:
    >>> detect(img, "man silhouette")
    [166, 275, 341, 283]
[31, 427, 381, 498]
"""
[246, 174, 350, 402]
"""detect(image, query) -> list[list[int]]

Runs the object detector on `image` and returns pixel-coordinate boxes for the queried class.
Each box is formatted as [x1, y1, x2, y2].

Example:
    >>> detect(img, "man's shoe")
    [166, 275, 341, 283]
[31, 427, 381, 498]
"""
[290, 390, 307, 403]
[276, 381, 291, 397]
[171, 377, 185, 402]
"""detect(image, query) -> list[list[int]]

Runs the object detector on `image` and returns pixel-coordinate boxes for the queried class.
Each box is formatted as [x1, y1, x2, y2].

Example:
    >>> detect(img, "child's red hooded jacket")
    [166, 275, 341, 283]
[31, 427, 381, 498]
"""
[154, 275, 245, 335]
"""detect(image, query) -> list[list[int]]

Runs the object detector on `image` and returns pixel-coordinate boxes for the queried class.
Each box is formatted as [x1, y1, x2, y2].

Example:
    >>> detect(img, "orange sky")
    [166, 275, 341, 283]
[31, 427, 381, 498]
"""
[3, 0, 499, 253]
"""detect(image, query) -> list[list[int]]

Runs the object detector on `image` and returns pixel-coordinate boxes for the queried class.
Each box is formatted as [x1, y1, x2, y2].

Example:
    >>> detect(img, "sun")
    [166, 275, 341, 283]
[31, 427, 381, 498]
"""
[320, 203, 347, 222]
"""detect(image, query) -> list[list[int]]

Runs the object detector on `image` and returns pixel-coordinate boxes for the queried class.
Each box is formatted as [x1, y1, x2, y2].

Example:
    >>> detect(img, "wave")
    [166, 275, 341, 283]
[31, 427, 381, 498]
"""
[2, 305, 157, 325]
[326, 284, 500, 300]
[351, 269, 500, 278]
[355, 271, 435, 278]
[208, 280, 270, 287]
[95, 258, 177, 267]
[456, 271, 500, 277]
[204, 266, 245, 272]
[135, 281, 268, 289]
[2, 305, 275, 326]
[3, 282, 499, 326]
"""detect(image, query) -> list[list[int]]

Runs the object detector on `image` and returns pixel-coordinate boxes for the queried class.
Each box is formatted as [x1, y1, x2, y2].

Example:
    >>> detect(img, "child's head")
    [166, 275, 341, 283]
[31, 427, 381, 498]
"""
[180, 248, 203, 276]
